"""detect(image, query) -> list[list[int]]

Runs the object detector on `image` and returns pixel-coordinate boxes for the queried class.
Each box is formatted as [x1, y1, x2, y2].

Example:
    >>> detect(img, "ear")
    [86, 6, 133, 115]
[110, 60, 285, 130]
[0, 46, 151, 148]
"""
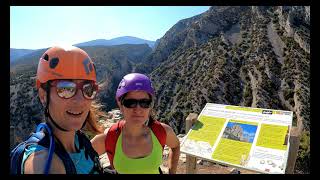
[116, 99, 123, 112]
[38, 88, 47, 107]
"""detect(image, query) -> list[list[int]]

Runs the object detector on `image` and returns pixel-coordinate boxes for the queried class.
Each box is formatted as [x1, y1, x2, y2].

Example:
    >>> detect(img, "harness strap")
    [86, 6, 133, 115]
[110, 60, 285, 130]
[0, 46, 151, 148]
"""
[77, 131, 104, 174]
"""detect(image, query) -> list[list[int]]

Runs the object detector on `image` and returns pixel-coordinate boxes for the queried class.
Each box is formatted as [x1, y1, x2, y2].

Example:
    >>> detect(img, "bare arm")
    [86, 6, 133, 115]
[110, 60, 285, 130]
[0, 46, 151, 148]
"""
[91, 128, 109, 156]
[161, 123, 180, 174]
[24, 150, 66, 174]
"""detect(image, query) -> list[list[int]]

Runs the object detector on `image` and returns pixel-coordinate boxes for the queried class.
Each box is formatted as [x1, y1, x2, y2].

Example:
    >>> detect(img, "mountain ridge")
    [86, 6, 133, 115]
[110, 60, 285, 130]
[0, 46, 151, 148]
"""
[73, 36, 155, 48]
[10, 49, 37, 63]
[10, 36, 156, 63]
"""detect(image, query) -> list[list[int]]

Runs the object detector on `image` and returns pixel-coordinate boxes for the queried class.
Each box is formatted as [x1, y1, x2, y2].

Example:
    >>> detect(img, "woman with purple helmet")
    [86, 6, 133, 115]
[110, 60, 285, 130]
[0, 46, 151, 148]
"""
[91, 73, 180, 174]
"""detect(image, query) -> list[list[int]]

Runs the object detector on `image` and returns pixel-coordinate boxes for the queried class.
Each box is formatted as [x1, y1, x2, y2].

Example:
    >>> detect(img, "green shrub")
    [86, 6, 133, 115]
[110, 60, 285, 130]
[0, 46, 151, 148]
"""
[295, 131, 310, 174]
[283, 89, 294, 100]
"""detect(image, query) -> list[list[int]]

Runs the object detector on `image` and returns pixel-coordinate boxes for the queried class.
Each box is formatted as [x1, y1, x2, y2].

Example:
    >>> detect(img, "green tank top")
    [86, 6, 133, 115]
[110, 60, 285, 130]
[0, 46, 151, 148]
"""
[113, 130, 163, 174]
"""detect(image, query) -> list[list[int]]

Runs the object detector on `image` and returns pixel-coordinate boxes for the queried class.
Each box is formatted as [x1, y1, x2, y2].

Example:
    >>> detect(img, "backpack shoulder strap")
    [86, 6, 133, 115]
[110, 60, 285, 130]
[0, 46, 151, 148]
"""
[36, 123, 77, 174]
[10, 131, 46, 174]
[105, 120, 125, 169]
[150, 120, 167, 149]
[36, 123, 56, 174]
[50, 136, 77, 174]
[10, 123, 53, 174]
[76, 131, 103, 174]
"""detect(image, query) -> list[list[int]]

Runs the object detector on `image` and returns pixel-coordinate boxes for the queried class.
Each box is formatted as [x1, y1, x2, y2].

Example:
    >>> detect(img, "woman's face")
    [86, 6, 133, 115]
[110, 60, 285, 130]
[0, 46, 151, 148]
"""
[119, 91, 152, 125]
[47, 80, 93, 131]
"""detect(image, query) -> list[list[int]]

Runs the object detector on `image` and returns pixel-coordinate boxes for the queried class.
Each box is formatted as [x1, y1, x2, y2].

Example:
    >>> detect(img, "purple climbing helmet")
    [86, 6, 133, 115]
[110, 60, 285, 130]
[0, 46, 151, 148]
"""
[116, 73, 155, 101]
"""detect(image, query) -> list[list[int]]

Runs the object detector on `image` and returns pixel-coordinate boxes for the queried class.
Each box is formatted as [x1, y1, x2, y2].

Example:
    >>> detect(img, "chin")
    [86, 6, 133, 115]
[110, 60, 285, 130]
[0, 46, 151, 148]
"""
[130, 117, 147, 124]
[69, 119, 86, 130]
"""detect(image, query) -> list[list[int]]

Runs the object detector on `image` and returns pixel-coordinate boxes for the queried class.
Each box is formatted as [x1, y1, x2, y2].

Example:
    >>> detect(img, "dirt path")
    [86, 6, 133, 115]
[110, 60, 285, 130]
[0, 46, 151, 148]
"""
[278, 78, 294, 111]
[248, 66, 262, 107]
[267, 22, 285, 65]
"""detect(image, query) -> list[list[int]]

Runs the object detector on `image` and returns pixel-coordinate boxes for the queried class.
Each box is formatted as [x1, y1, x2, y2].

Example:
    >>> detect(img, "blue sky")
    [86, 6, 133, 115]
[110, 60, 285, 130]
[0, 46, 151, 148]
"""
[10, 6, 210, 50]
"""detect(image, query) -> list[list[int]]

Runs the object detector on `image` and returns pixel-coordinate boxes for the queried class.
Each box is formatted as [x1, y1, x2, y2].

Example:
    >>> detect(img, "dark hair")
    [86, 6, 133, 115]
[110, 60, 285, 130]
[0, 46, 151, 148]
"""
[147, 109, 156, 127]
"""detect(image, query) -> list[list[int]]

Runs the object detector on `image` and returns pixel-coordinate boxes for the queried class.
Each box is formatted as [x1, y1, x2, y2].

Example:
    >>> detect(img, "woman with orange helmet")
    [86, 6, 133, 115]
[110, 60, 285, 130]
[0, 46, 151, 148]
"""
[15, 46, 106, 174]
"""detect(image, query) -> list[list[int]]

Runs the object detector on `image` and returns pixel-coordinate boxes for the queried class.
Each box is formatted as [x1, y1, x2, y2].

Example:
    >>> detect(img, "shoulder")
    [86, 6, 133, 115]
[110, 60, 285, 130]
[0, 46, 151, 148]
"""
[104, 127, 111, 134]
[91, 131, 107, 144]
[158, 122, 179, 148]
[24, 148, 65, 174]
[159, 122, 174, 134]
[91, 130, 108, 154]
[91, 126, 110, 143]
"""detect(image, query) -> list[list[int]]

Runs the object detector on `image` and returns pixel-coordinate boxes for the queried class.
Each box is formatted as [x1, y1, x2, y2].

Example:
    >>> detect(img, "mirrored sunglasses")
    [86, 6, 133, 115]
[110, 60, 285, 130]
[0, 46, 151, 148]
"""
[50, 80, 98, 100]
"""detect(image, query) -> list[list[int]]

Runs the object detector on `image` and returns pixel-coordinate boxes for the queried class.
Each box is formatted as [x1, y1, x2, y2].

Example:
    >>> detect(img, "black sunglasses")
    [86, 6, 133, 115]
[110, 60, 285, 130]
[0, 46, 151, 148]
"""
[121, 98, 152, 108]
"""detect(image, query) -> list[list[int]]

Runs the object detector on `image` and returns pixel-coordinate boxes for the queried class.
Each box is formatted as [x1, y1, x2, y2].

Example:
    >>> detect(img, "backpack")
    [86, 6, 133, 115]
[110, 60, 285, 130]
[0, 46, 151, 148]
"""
[10, 123, 103, 174]
[105, 120, 167, 169]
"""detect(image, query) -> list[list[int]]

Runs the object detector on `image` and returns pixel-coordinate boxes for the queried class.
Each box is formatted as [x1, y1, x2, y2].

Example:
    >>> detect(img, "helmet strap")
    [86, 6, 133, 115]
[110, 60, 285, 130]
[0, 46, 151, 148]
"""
[144, 118, 149, 126]
[81, 117, 87, 129]
[44, 85, 69, 132]
[46, 109, 69, 132]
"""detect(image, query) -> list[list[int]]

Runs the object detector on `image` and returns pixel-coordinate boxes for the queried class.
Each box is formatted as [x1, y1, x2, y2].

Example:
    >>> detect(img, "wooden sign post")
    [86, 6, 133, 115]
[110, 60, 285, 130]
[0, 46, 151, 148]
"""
[185, 113, 198, 174]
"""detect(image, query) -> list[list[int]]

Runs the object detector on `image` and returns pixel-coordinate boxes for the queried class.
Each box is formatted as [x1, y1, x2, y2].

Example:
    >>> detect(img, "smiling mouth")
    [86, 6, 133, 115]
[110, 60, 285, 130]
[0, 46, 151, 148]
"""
[66, 111, 83, 116]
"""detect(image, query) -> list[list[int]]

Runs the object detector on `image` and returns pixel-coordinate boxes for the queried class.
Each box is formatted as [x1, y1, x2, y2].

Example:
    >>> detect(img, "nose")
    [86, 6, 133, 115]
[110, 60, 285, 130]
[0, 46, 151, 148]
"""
[130, 104, 141, 111]
[71, 88, 85, 101]
[132, 104, 149, 112]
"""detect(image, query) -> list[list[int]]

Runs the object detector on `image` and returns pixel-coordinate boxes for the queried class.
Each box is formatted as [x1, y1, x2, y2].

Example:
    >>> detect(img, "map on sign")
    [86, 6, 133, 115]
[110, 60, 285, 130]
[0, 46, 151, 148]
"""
[180, 103, 293, 174]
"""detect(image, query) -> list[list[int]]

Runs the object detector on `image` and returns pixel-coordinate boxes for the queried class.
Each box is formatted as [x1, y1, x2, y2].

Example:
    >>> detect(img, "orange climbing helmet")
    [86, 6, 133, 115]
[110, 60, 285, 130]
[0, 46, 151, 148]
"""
[36, 46, 96, 89]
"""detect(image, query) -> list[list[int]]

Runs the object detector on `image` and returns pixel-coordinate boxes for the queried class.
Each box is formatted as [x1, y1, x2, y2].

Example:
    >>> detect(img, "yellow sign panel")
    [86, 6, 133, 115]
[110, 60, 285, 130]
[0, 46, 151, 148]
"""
[256, 124, 289, 150]
[188, 116, 226, 146]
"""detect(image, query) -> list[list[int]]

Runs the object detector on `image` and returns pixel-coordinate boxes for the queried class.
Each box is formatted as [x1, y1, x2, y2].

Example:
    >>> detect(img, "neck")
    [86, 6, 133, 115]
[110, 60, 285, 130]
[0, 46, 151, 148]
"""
[123, 121, 148, 137]
[53, 127, 77, 153]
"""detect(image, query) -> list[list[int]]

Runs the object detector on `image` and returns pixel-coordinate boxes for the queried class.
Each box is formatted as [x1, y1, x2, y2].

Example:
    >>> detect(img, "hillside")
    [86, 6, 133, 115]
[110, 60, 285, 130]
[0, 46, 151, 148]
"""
[149, 6, 309, 173]
[10, 48, 36, 63]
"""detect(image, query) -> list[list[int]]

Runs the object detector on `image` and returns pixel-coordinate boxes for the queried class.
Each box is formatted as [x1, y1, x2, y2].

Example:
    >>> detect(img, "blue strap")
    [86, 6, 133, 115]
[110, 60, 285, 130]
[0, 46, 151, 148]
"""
[10, 128, 46, 174]
[36, 123, 55, 174]
[10, 142, 27, 174]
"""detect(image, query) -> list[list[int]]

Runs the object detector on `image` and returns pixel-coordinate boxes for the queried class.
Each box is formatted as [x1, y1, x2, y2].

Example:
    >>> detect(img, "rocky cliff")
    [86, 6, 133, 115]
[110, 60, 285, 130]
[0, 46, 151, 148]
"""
[148, 6, 309, 173]
[144, 6, 248, 72]
[150, 6, 309, 134]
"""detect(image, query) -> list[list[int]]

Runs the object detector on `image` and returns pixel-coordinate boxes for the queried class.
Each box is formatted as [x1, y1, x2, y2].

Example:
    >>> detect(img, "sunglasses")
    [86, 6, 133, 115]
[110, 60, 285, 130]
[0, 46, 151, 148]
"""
[50, 80, 98, 100]
[121, 98, 152, 108]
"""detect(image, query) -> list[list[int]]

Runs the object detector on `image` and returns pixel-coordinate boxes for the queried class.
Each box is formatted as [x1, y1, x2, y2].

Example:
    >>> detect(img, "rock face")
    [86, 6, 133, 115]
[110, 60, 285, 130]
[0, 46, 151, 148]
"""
[145, 6, 248, 71]
[147, 6, 309, 173]
[149, 6, 309, 135]
[275, 6, 310, 53]
[10, 74, 44, 149]
[223, 125, 244, 141]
